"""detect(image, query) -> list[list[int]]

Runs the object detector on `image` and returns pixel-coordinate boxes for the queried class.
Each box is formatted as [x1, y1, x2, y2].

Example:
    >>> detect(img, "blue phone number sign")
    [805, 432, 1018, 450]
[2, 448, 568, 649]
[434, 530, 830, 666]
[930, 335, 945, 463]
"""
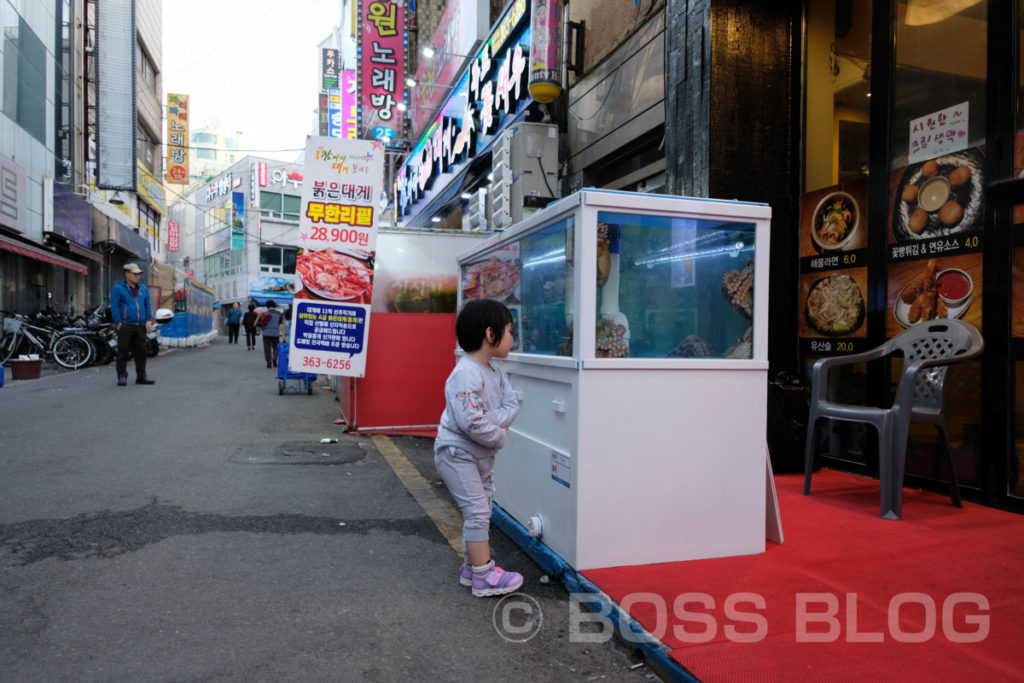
[293, 302, 366, 357]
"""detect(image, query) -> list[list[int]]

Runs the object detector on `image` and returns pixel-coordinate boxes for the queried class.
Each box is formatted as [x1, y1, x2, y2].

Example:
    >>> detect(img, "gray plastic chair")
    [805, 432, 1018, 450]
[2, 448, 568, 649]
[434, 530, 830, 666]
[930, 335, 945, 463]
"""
[802, 319, 984, 520]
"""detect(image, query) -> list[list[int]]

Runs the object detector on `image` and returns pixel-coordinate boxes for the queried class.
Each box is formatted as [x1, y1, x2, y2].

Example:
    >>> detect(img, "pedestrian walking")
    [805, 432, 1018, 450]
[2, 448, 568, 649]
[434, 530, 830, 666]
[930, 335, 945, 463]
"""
[259, 300, 283, 368]
[242, 303, 259, 350]
[279, 306, 292, 344]
[433, 299, 523, 597]
[110, 262, 155, 386]
[225, 302, 242, 344]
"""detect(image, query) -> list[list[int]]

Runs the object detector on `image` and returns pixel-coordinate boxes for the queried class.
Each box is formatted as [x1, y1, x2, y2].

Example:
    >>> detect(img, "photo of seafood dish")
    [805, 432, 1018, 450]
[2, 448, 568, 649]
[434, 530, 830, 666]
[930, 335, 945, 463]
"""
[295, 248, 373, 302]
[805, 274, 865, 336]
[461, 257, 521, 301]
[893, 148, 984, 242]
[893, 259, 973, 328]
[812, 192, 859, 250]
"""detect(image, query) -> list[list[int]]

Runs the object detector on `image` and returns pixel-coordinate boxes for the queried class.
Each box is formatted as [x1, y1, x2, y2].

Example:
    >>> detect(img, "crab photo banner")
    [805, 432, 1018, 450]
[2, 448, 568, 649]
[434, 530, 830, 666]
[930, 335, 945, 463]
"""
[290, 136, 385, 378]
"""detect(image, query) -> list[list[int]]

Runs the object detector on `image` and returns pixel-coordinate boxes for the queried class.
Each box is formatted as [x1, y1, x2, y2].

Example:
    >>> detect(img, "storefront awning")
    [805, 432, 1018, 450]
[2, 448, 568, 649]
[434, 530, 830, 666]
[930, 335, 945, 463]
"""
[0, 234, 88, 274]
[67, 240, 103, 262]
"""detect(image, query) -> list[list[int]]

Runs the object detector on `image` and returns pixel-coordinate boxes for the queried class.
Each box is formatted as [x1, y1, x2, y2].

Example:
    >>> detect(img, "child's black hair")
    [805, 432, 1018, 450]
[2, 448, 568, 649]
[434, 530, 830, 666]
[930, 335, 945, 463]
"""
[455, 298, 514, 352]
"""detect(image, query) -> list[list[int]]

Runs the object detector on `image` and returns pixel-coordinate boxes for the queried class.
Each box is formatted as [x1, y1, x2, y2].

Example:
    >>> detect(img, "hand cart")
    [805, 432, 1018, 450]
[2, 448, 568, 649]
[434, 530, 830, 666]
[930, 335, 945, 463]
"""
[276, 342, 318, 395]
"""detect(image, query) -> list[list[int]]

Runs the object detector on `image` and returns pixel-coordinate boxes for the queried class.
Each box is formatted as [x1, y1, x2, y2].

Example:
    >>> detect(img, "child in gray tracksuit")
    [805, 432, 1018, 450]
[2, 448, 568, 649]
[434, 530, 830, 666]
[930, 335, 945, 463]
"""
[434, 298, 523, 597]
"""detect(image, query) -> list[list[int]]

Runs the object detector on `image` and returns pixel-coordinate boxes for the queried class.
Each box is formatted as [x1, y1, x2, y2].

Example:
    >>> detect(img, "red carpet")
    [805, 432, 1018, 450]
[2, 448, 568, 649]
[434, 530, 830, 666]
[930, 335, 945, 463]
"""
[583, 470, 1024, 681]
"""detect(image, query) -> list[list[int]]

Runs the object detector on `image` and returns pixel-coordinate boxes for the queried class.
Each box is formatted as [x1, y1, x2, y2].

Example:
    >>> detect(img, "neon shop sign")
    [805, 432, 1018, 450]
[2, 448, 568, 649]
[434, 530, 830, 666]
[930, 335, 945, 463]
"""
[395, 0, 530, 218]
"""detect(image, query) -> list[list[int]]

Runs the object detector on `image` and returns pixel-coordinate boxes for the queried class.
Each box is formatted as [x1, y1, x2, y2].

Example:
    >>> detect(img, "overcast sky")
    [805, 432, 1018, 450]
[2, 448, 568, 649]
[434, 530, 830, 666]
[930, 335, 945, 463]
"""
[162, 0, 341, 163]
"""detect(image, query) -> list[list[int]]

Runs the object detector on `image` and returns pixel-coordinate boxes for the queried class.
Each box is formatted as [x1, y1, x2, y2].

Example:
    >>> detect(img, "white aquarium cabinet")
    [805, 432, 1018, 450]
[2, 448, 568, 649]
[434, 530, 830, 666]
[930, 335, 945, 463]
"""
[457, 189, 773, 570]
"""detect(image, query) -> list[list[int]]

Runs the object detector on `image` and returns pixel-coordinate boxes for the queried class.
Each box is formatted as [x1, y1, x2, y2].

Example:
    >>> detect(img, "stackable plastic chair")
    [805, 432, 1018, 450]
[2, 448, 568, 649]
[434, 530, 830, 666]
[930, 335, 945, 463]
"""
[802, 319, 984, 520]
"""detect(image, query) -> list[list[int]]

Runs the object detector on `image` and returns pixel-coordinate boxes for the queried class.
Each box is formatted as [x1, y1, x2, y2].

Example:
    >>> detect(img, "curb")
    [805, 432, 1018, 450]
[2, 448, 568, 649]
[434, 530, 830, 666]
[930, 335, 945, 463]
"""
[490, 503, 699, 683]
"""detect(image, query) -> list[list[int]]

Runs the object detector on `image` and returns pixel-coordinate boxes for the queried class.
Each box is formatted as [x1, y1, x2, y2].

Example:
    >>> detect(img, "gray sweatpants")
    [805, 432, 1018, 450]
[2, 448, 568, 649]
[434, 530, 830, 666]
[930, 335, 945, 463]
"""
[434, 445, 495, 546]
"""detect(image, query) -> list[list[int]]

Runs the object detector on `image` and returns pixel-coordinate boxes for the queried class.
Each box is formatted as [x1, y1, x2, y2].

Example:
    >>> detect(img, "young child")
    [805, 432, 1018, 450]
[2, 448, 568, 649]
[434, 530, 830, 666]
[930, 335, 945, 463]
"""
[435, 298, 523, 597]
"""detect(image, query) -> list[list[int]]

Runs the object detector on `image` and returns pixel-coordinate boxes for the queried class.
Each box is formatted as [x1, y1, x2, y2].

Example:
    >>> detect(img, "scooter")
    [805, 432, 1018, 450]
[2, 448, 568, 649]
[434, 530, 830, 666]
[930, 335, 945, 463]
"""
[108, 308, 174, 359]
[147, 308, 175, 357]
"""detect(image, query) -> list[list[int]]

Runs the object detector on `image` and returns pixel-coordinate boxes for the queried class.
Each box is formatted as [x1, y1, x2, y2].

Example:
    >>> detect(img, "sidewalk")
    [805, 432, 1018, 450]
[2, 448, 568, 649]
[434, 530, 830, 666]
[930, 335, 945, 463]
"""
[0, 337, 655, 682]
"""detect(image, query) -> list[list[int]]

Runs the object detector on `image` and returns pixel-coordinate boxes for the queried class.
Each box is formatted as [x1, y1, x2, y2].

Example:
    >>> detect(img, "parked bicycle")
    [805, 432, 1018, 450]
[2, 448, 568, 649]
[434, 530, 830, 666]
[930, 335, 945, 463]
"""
[0, 311, 95, 369]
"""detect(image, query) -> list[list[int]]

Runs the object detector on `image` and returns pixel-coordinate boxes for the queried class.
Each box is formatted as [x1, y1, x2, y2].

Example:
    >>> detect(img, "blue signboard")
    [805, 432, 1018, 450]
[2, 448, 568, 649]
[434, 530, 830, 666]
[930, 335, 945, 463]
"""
[293, 301, 367, 359]
[327, 89, 343, 138]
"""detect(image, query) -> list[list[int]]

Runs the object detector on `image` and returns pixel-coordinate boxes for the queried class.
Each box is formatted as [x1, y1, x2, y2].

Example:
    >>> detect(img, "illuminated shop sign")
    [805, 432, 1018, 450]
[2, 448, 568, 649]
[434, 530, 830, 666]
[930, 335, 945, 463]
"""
[394, 0, 530, 220]
[206, 174, 232, 202]
[358, 0, 406, 145]
[328, 89, 344, 138]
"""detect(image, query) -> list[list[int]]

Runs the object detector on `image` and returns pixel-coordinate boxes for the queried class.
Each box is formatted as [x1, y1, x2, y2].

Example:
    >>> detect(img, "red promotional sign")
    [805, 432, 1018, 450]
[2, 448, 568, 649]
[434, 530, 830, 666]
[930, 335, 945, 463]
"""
[168, 221, 180, 252]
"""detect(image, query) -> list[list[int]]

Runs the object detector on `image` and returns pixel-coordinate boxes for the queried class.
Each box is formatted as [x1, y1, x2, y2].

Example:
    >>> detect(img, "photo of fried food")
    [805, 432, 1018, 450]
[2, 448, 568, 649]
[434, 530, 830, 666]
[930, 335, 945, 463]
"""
[899, 260, 947, 323]
[891, 148, 985, 243]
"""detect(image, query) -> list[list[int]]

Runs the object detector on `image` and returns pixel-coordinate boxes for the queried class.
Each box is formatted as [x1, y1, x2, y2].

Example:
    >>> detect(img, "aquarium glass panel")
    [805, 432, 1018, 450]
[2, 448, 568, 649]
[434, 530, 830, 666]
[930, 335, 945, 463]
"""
[595, 211, 755, 358]
[461, 216, 574, 355]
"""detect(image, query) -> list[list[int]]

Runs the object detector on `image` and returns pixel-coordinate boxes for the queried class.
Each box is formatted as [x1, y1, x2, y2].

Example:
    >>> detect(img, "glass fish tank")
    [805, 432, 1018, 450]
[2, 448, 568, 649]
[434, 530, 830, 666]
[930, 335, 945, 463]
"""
[456, 189, 773, 570]
[592, 212, 756, 359]
[458, 190, 765, 362]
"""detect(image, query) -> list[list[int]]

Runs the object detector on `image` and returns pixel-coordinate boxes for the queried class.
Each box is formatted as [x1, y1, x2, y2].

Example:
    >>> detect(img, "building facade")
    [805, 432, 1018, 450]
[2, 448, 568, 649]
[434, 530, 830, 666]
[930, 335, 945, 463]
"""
[343, 0, 1023, 514]
[1, 0, 165, 316]
[166, 155, 305, 313]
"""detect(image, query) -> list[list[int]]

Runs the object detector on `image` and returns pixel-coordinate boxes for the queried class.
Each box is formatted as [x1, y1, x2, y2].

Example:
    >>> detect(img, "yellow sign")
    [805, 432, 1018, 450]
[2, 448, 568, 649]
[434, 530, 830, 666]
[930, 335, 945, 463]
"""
[136, 160, 167, 215]
[166, 93, 189, 183]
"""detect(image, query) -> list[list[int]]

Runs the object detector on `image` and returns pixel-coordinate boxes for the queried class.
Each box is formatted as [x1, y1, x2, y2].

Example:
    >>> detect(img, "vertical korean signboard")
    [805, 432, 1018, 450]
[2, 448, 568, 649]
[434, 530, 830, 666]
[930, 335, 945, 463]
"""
[166, 94, 189, 183]
[342, 70, 358, 139]
[358, 0, 404, 143]
[290, 137, 385, 378]
[168, 221, 180, 252]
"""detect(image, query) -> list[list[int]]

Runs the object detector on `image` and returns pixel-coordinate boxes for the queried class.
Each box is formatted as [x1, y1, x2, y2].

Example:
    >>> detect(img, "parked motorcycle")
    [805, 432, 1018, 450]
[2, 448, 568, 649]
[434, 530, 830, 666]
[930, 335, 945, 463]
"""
[106, 308, 175, 359]
[147, 308, 174, 357]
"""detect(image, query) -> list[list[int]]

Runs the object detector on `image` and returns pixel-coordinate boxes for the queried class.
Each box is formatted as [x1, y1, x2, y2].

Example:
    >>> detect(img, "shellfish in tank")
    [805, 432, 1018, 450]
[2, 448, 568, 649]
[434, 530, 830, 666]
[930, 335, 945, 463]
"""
[596, 222, 611, 288]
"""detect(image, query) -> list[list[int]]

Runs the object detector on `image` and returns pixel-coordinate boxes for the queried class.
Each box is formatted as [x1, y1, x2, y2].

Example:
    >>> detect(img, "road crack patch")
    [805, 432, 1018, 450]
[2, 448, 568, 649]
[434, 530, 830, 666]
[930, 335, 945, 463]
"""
[0, 499, 434, 566]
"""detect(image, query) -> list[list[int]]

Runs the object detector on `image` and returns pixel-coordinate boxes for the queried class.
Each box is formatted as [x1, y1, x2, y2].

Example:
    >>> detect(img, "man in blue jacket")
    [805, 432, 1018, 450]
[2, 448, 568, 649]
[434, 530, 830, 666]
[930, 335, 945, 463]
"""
[110, 262, 155, 386]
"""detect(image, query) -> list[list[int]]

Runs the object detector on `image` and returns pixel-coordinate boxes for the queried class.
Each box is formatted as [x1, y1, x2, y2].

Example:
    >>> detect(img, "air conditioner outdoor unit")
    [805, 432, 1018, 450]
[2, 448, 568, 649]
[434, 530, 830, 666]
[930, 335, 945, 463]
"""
[466, 187, 491, 232]
[490, 122, 559, 230]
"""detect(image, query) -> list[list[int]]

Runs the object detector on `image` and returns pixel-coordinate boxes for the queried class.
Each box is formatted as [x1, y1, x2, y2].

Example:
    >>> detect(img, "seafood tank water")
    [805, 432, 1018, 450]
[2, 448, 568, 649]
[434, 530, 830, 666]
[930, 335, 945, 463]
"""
[592, 212, 756, 360]
[457, 190, 775, 570]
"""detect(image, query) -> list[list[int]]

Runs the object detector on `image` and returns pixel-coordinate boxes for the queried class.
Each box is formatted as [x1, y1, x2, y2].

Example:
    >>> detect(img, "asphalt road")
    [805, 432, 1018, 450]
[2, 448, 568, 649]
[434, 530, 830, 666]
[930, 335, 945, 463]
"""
[0, 338, 656, 682]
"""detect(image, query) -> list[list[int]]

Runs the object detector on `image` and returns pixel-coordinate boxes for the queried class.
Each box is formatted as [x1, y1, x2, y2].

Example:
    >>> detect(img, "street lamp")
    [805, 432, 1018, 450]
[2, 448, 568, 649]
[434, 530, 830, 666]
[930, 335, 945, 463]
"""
[420, 45, 471, 61]
[405, 78, 459, 90]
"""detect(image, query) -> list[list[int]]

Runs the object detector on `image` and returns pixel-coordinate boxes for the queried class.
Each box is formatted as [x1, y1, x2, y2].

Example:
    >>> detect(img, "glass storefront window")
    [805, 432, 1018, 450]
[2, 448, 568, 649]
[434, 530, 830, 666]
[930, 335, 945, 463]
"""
[888, 0, 988, 487]
[461, 217, 575, 356]
[804, 0, 872, 193]
[1011, 0, 1024, 498]
[800, 1, 873, 433]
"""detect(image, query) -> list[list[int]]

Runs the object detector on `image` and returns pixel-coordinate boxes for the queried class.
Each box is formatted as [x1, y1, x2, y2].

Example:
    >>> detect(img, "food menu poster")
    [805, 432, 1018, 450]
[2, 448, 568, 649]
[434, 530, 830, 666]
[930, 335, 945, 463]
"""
[887, 254, 982, 339]
[798, 178, 869, 354]
[289, 136, 385, 378]
[887, 144, 985, 339]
